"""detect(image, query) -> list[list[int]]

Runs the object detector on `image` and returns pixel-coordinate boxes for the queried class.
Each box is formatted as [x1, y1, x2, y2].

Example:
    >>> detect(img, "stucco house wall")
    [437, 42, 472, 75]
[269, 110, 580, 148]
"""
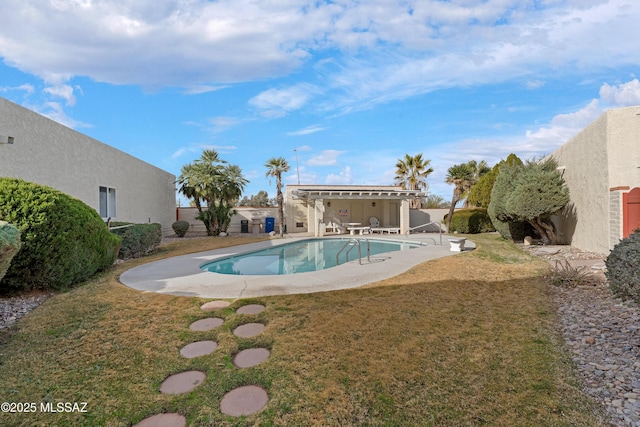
[551, 106, 640, 254]
[0, 97, 176, 235]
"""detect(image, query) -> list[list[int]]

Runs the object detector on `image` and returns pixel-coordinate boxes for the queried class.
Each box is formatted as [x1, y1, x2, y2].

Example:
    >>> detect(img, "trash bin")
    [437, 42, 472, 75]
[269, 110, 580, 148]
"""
[240, 220, 249, 233]
[265, 217, 275, 233]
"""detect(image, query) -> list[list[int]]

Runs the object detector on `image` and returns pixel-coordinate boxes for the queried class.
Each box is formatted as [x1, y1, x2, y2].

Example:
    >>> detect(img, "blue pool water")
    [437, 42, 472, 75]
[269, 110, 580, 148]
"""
[200, 238, 424, 275]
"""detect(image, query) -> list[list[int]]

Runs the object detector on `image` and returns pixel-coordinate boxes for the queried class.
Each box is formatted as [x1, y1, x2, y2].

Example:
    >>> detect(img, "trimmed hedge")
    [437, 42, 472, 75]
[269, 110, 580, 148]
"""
[605, 230, 640, 304]
[111, 223, 162, 259]
[0, 221, 21, 283]
[172, 220, 189, 237]
[446, 208, 495, 234]
[0, 178, 121, 291]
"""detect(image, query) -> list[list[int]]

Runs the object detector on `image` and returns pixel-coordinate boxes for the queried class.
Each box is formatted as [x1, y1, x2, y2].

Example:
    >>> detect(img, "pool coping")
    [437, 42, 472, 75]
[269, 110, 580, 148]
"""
[119, 234, 474, 299]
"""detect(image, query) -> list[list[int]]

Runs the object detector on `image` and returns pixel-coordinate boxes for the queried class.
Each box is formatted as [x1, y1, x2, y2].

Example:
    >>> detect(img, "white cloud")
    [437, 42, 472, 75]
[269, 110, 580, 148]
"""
[0, 83, 35, 96]
[599, 79, 640, 107]
[307, 149, 346, 166]
[0, 0, 636, 110]
[182, 85, 229, 95]
[287, 125, 326, 136]
[43, 84, 77, 106]
[325, 166, 352, 185]
[249, 84, 320, 117]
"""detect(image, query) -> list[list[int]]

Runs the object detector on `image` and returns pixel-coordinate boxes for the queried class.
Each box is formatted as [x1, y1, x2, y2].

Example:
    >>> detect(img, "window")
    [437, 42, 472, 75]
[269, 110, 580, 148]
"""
[99, 186, 116, 218]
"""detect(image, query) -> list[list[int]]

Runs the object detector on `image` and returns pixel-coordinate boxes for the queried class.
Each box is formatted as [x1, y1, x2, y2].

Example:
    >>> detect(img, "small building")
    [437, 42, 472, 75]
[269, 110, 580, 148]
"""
[551, 105, 640, 254]
[0, 97, 176, 234]
[284, 184, 425, 236]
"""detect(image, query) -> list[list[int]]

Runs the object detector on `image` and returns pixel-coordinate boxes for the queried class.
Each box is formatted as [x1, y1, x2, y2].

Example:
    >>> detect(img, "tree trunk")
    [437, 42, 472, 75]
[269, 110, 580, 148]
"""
[536, 217, 558, 244]
[446, 192, 458, 232]
[277, 191, 284, 238]
[528, 217, 558, 244]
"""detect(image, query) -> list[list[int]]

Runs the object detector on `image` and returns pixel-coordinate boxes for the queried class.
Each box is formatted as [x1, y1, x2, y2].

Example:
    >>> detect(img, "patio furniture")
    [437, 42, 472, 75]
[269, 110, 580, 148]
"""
[325, 218, 347, 234]
[348, 226, 371, 235]
[448, 238, 467, 252]
[344, 222, 362, 235]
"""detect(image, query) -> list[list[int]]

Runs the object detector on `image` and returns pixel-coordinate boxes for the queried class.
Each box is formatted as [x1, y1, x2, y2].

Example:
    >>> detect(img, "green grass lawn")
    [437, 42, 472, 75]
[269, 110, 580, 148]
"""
[0, 234, 606, 426]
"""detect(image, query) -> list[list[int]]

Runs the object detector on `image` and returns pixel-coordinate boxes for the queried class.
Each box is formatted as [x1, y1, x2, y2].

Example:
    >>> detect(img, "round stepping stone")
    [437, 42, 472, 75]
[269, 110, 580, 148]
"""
[236, 304, 265, 315]
[201, 300, 230, 311]
[133, 413, 186, 427]
[233, 323, 265, 338]
[190, 317, 224, 331]
[159, 370, 206, 395]
[180, 340, 217, 358]
[233, 348, 270, 368]
[220, 385, 269, 416]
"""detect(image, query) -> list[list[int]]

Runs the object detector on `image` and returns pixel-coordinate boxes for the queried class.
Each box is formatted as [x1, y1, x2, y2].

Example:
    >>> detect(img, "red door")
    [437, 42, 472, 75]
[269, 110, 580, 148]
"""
[623, 188, 640, 237]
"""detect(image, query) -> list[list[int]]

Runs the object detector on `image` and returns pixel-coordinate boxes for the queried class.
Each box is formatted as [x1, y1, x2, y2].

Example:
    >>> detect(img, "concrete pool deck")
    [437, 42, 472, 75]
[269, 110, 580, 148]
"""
[119, 234, 475, 299]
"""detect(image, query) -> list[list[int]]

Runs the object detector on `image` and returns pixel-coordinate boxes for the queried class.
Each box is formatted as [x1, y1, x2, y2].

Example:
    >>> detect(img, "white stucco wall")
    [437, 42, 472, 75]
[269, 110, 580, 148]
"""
[0, 97, 176, 234]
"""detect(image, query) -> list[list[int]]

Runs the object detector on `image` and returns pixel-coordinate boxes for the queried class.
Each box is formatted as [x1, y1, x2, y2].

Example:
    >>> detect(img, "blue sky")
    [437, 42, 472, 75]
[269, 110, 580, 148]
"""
[1, 0, 639, 204]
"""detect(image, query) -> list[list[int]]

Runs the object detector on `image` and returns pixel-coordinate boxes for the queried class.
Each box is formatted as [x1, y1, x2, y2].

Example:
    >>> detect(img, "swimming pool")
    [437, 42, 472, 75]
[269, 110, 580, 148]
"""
[200, 238, 425, 275]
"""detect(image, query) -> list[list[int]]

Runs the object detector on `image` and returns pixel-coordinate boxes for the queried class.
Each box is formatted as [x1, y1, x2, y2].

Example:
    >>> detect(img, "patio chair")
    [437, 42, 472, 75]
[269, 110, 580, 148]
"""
[369, 217, 381, 233]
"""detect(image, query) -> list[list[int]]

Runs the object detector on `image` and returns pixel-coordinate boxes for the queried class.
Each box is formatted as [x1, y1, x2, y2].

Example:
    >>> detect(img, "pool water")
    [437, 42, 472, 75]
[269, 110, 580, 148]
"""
[200, 238, 424, 275]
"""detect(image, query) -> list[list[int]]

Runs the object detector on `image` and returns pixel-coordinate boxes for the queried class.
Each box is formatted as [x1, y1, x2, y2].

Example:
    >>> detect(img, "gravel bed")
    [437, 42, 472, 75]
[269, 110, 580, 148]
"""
[526, 244, 640, 426]
[0, 292, 50, 330]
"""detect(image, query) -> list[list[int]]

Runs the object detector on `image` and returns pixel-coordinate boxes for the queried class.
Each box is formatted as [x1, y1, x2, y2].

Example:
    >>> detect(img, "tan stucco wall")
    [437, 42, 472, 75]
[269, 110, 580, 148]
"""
[0, 97, 176, 234]
[606, 107, 640, 189]
[551, 106, 640, 254]
[176, 207, 279, 234]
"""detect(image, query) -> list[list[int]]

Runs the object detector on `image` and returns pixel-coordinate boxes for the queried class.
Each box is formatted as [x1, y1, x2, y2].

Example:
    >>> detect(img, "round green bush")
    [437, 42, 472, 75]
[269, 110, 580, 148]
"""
[0, 221, 21, 283]
[605, 230, 640, 303]
[111, 223, 162, 259]
[445, 208, 495, 234]
[172, 220, 190, 237]
[0, 178, 121, 291]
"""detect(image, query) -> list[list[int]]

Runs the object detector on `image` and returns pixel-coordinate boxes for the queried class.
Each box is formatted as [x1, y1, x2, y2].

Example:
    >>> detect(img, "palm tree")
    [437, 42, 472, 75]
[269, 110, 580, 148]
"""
[444, 162, 475, 232]
[462, 160, 491, 207]
[177, 149, 247, 235]
[394, 153, 434, 208]
[265, 157, 290, 237]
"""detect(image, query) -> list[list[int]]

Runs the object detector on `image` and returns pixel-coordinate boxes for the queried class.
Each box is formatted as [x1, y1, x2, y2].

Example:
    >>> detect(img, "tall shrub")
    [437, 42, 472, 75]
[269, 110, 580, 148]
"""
[488, 154, 535, 241]
[0, 221, 21, 283]
[0, 178, 121, 291]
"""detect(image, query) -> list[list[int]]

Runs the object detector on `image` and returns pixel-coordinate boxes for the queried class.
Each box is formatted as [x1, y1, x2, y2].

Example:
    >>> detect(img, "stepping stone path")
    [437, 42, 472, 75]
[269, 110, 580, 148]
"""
[236, 304, 265, 315]
[200, 300, 230, 311]
[233, 348, 271, 368]
[180, 340, 218, 358]
[133, 413, 186, 427]
[159, 370, 206, 395]
[220, 385, 269, 417]
[189, 317, 224, 331]
[233, 322, 266, 338]
[144, 301, 271, 420]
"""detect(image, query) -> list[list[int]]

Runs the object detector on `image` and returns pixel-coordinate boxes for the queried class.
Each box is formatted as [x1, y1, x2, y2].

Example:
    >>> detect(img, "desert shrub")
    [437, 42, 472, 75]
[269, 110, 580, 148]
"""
[111, 223, 162, 259]
[605, 230, 640, 303]
[0, 221, 21, 283]
[172, 220, 190, 237]
[548, 260, 601, 288]
[0, 178, 121, 291]
[445, 208, 495, 234]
